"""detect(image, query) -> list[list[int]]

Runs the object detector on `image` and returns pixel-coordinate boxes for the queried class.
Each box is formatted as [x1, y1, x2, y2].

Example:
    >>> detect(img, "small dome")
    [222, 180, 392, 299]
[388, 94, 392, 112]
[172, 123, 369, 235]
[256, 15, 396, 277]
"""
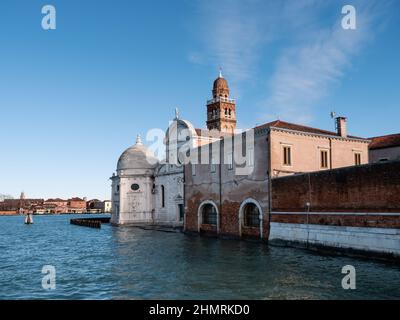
[213, 77, 228, 91]
[117, 135, 158, 171]
[212, 72, 230, 98]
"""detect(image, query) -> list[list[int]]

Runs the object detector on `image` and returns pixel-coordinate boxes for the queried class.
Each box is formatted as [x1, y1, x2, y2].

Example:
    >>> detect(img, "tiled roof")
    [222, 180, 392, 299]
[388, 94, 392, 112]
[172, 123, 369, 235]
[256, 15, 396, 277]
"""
[255, 120, 367, 140]
[369, 133, 400, 150]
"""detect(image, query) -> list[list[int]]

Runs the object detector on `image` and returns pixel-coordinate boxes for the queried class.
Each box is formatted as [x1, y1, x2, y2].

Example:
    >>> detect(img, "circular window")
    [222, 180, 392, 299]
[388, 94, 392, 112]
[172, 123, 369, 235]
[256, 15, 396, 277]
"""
[131, 184, 140, 191]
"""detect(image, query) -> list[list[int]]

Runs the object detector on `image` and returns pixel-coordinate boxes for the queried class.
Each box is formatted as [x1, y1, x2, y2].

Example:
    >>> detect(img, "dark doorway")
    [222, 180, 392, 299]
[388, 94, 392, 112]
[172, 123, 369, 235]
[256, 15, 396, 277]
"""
[178, 204, 184, 221]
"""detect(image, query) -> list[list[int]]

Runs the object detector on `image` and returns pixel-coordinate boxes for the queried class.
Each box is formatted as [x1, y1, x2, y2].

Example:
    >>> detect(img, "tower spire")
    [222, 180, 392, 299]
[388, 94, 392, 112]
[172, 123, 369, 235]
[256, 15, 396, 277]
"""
[219, 67, 223, 78]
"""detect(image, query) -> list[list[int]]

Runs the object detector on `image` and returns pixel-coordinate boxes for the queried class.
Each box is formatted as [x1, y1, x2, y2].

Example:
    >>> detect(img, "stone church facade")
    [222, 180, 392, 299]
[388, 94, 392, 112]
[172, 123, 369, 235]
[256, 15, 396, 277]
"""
[110, 72, 235, 226]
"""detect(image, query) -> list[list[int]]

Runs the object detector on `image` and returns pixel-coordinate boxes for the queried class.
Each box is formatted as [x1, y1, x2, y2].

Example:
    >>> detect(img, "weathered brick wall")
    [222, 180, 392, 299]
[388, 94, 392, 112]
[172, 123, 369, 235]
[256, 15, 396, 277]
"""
[272, 161, 400, 213]
[184, 132, 270, 240]
[271, 213, 400, 228]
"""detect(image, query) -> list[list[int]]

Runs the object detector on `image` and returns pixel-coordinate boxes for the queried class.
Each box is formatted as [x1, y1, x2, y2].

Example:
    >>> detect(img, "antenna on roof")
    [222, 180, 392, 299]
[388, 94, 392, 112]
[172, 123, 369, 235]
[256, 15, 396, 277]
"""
[330, 111, 337, 131]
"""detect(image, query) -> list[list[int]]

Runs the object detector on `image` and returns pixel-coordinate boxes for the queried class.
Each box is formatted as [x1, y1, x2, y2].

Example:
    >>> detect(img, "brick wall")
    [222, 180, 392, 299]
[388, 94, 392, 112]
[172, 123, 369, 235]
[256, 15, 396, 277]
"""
[184, 132, 270, 240]
[271, 213, 400, 228]
[271, 161, 400, 213]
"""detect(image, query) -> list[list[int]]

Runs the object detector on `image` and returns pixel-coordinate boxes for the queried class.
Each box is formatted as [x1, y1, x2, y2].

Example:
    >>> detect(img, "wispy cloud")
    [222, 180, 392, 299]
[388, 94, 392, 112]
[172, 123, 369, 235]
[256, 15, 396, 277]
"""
[189, 0, 280, 92]
[190, 0, 392, 124]
[264, 1, 390, 123]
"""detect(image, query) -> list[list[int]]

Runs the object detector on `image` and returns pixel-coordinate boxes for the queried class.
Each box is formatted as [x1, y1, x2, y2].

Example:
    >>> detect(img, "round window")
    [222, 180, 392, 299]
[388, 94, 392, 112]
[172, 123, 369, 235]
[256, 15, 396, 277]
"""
[131, 184, 140, 191]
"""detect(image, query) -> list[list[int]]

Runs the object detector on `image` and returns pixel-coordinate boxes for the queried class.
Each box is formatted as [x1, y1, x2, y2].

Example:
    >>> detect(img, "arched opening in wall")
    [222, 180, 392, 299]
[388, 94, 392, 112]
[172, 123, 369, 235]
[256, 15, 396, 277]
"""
[239, 199, 263, 239]
[161, 185, 165, 208]
[197, 201, 219, 234]
[202, 204, 217, 225]
[243, 203, 260, 227]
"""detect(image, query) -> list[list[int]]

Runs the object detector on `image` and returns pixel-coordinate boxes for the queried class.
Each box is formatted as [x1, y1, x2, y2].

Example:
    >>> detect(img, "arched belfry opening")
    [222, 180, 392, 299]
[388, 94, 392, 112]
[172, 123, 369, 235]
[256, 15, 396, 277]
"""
[206, 71, 237, 133]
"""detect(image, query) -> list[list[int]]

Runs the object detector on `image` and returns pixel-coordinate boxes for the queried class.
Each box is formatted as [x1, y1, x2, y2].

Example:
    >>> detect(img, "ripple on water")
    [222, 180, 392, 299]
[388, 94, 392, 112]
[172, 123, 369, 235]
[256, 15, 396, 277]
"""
[0, 214, 400, 299]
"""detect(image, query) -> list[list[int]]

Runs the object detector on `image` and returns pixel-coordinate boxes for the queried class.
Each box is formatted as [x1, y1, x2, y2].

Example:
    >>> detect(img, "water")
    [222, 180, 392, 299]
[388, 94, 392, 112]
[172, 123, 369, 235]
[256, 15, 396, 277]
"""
[0, 214, 399, 300]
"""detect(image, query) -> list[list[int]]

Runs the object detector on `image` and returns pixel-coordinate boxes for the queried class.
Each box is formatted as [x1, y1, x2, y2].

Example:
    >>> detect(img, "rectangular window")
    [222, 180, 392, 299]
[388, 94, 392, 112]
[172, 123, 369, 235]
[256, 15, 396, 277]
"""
[192, 164, 196, 176]
[320, 150, 328, 169]
[247, 147, 254, 167]
[283, 146, 291, 166]
[161, 185, 165, 208]
[178, 204, 184, 222]
[227, 151, 233, 170]
[211, 153, 217, 173]
[354, 153, 361, 165]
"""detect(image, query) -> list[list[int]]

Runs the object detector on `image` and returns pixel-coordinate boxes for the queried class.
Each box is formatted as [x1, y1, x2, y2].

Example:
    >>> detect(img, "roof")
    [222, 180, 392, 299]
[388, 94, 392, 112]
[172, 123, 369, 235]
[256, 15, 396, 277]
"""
[117, 143, 158, 171]
[255, 120, 367, 140]
[69, 197, 85, 201]
[213, 76, 228, 90]
[369, 133, 400, 150]
[45, 198, 67, 202]
[195, 128, 233, 139]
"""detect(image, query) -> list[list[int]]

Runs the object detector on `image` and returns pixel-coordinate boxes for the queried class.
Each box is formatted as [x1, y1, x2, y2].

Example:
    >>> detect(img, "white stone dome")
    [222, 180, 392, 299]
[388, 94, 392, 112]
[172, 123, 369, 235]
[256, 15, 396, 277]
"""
[117, 135, 158, 171]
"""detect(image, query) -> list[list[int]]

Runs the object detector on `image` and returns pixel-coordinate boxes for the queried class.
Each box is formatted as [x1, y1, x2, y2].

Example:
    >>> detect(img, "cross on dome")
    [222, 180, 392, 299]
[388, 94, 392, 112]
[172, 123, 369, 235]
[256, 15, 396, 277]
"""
[136, 134, 142, 145]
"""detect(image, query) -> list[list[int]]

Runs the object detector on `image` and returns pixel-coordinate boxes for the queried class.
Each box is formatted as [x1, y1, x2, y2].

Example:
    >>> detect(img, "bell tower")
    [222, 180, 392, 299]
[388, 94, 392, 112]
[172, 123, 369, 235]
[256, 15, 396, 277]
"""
[206, 71, 237, 133]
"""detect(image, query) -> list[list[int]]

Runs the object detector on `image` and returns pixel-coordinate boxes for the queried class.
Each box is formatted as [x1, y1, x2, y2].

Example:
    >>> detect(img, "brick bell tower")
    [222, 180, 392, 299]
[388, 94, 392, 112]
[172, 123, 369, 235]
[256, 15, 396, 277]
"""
[206, 70, 237, 133]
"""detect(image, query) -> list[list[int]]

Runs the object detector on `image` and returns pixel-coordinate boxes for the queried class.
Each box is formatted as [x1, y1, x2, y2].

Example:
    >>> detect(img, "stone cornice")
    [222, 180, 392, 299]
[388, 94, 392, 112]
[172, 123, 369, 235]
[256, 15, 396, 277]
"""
[268, 126, 371, 143]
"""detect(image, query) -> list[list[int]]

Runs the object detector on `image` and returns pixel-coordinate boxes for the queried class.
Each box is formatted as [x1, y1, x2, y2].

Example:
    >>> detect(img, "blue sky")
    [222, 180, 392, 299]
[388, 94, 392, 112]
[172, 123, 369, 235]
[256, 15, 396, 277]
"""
[0, 0, 399, 200]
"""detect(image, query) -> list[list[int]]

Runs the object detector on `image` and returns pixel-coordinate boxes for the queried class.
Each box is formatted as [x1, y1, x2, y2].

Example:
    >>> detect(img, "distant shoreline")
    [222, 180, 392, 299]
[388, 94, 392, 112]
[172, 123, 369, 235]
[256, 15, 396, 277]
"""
[0, 212, 111, 216]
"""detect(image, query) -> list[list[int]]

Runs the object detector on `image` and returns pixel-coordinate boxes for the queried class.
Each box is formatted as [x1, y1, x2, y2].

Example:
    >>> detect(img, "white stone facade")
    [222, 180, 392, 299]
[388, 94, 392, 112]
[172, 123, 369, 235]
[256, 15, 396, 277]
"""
[154, 164, 184, 226]
[111, 116, 195, 226]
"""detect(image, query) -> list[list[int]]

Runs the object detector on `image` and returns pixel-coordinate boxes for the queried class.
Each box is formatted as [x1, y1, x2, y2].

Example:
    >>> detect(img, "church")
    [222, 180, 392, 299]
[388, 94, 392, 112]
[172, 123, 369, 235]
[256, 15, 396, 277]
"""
[110, 71, 236, 226]
[110, 71, 370, 231]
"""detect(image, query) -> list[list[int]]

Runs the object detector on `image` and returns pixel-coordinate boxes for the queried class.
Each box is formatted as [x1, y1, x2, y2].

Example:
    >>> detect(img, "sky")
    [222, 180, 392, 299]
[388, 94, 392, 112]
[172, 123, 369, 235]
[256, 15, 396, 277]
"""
[0, 0, 399, 200]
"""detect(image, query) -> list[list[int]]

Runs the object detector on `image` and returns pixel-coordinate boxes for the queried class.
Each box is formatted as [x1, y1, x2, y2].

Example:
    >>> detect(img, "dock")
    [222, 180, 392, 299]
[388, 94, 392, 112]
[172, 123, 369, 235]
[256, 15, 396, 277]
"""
[70, 217, 111, 229]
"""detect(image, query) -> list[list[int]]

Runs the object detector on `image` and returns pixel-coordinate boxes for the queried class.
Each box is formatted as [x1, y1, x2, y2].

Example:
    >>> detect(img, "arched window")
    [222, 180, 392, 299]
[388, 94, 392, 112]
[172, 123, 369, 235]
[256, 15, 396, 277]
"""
[243, 203, 260, 227]
[202, 204, 217, 225]
[161, 185, 165, 208]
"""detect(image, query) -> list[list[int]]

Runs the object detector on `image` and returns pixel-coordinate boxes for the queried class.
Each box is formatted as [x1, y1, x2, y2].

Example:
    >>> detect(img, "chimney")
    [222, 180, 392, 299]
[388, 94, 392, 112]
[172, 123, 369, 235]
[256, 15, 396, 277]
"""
[336, 117, 347, 138]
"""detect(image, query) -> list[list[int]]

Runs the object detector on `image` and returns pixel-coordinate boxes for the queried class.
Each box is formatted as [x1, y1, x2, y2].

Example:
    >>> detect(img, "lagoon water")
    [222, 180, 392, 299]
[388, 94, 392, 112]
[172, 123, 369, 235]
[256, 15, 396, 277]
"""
[0, 214, 399, 300]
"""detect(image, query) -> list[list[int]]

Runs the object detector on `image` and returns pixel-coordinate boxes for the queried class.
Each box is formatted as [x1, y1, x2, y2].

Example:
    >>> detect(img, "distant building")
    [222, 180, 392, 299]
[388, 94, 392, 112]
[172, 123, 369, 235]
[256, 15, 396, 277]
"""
[87, 199, 112, 213]
[67, 197, 87, 213]
[103, 200, 112, 213]
[0, 198, 44, 213]
[369, 133, 400, 163]
[43, 198, 69, 214]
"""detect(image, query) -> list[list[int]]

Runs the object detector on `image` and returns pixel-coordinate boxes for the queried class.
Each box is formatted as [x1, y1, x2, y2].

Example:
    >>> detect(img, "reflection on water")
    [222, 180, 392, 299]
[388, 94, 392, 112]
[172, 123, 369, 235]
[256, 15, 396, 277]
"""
[0, 214, 399, 299]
